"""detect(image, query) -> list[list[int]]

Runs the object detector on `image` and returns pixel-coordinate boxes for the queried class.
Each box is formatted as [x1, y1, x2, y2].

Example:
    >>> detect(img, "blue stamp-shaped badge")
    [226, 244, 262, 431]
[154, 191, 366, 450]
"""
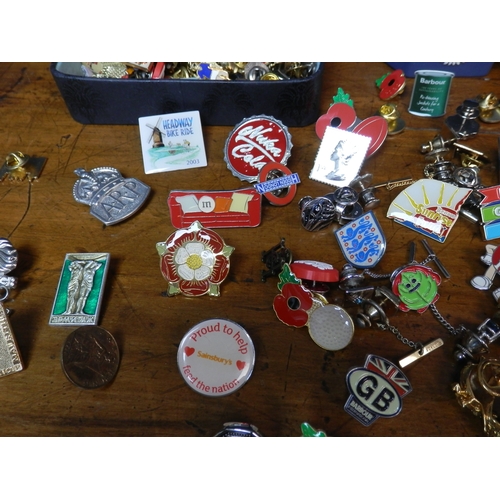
[334, 211, 386, 269]
[481, 221, 500, 241]
[345, 354, 412, 426]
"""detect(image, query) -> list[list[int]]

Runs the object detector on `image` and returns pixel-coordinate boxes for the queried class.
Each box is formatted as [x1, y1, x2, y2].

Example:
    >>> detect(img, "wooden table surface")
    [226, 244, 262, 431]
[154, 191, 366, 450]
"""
[1, 62, 499, 437]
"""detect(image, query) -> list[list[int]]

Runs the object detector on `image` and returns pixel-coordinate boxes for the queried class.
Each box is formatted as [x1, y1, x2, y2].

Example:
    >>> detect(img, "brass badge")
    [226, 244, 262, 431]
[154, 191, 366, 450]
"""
[453, 358, 500, 437]
[0, 238, 23, 378]
[0, 151, 46, 182]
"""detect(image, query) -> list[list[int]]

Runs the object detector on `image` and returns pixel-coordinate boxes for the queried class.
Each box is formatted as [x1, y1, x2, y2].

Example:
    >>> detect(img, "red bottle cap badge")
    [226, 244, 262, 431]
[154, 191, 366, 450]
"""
[290, 260, 339, 283]
[224, 115, 293, 183]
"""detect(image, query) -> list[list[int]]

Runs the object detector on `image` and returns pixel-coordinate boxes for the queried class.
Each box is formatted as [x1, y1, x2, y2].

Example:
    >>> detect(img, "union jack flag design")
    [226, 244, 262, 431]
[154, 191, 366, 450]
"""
[366, 355, 412, 397]
[334, 211, 386, 269]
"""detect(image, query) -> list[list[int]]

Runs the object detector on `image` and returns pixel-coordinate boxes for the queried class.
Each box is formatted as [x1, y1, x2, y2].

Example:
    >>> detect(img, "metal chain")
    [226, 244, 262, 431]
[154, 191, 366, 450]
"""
[418, 255, 435, 267]
[364, 255, 434, 281]
[429, 303, 458, 336]
[363, 242, 457, 345]
[363, 269, 391, 279]
[376, 321, 423, 350]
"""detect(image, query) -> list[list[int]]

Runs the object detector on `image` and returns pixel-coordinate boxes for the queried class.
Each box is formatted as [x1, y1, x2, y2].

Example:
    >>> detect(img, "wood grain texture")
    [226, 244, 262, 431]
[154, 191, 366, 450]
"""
[0, 62, 499, 436]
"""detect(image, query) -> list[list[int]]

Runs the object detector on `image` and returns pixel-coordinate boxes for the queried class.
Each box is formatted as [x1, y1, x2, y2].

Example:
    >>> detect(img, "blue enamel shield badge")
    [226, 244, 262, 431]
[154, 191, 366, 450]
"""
[334, 211, 386, 269]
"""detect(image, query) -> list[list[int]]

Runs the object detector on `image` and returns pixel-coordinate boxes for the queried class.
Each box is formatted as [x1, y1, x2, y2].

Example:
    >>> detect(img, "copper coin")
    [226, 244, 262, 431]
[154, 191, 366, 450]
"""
[61, 326, 120, 389]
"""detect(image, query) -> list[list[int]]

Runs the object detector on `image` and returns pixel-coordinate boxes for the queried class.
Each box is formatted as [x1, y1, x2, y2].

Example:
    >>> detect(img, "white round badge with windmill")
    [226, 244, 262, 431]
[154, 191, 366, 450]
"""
[177, 318, 255, 396]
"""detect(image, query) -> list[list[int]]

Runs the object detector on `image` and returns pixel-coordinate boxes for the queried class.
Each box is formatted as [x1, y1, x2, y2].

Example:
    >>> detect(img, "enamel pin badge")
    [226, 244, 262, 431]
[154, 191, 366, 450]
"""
[387, 178, 471, 243]
[73, 167, 150, 225]
[273, 263, 354, 351]
[334, 211, 386, 269]
[49, 253, 110, 326]
[168, 187, 262, 228]
[254, 162, 300, 206]
[345, 354, 412, 426]
[476, 185, 500, 240]
[138, 111, 208, 174]
[157, 221, 234, 297]
[224, 115, 293, 183]
[391, 264, 441, 313]
[177, 318, 255, 397]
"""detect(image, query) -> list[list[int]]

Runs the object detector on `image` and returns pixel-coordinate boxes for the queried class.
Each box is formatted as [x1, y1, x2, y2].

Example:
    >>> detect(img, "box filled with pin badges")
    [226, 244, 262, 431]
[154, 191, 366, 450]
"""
[50, 62, 324, 127]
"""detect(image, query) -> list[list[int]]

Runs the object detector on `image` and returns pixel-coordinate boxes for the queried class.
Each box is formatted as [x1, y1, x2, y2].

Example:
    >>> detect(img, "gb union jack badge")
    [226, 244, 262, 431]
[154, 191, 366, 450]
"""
[345, 354, 412, 426]
[334, 211, 386, 269]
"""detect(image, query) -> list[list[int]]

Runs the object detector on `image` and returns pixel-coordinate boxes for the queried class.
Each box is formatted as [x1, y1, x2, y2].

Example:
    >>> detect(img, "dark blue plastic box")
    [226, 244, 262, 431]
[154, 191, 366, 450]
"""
[50, 62, 324, 127]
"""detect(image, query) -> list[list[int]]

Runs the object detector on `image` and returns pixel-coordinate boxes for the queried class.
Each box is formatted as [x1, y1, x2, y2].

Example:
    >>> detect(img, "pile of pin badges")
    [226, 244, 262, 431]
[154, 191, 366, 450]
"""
[5, 64, 500, 437]
[276, 72, 500, 431]
[81, 62, 320, 81]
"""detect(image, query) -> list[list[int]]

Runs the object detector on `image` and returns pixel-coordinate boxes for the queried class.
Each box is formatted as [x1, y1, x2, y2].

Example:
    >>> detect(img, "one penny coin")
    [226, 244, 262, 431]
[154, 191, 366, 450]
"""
[61, 326, 120, 389]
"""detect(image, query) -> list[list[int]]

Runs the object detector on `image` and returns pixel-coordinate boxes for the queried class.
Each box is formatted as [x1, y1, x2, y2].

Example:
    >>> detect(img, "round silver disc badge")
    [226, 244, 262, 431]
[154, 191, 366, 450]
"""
[223, 115, 293, 183]
[308, 304, 354, 351]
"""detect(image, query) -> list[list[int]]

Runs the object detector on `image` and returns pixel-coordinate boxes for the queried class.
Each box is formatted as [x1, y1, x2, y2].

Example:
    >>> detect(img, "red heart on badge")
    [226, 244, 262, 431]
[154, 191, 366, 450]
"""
[185, 347, 195, 357]
[236, 360, 246, 370]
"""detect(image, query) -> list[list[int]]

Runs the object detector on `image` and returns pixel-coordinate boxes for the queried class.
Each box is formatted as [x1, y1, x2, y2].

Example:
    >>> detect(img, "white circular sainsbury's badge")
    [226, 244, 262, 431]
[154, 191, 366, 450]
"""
[177, 318, 255, 397]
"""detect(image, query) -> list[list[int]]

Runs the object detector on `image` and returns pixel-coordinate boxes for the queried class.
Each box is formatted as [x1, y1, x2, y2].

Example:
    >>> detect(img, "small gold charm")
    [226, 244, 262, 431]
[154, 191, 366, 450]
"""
[453, 358, 500, 436]
[0, 151, 47, 182]
[377, 103, 405, 135]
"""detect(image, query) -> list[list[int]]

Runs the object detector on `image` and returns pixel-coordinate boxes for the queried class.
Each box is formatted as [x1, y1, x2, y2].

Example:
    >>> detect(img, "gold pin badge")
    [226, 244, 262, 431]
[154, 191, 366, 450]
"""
[377, 104, 405, 135]
[0, 151, 47, 182]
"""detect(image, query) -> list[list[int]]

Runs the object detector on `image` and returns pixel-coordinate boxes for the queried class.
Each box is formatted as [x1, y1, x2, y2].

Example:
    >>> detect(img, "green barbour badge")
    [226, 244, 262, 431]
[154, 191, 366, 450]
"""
[49, 253, 110, 326]
[409, 70, 454, 117]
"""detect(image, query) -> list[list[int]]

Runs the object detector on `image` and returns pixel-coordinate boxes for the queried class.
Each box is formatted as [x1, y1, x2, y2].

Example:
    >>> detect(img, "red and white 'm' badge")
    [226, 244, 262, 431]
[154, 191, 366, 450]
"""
[224, 115, 292, 183]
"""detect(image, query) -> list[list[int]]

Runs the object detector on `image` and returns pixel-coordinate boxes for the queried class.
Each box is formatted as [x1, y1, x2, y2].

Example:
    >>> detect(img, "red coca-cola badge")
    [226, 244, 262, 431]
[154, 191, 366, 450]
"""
[224, 115, 293, 183]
